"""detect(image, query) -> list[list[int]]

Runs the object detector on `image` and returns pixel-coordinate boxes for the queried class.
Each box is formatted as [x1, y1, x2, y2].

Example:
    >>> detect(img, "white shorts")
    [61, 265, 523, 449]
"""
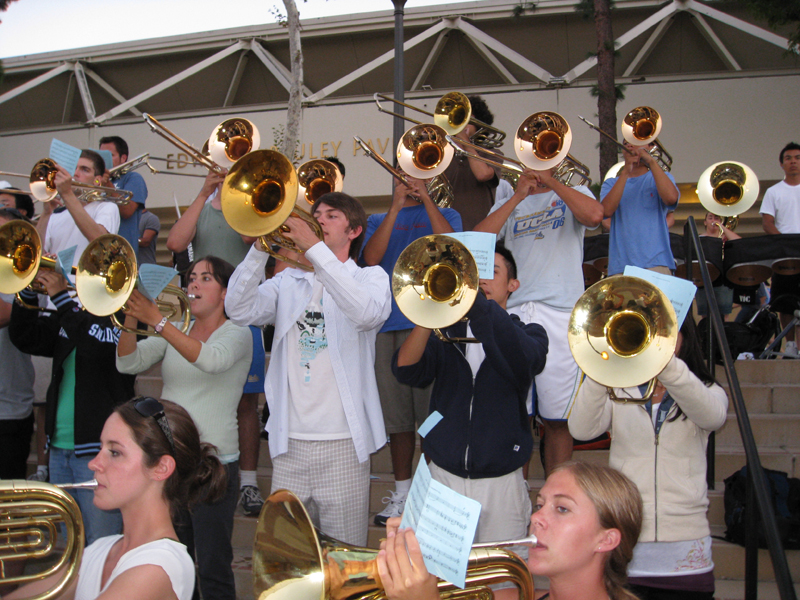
[509, 301, 582, 421]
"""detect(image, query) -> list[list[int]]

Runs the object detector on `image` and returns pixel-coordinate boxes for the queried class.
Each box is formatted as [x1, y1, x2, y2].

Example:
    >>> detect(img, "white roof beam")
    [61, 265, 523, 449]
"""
[462, 30, 519, 85]
[224, 51, 249, 107]
[82, 66, 142, 117]
[62, 70, 76, 124]
[689, 11, 741, 71]
[563, 1, 681, 83]
[454, 18, 552, 83]
[305, 18, 449, 104]
[623, 15, 674, 77]
[683, 0, 796, 53]
[90, 40, 247, 124]
[411, 29, 450, 91]
[73, 62, 97, 122]
[0, 62, 70, 106]
[249, 40, 313, 97]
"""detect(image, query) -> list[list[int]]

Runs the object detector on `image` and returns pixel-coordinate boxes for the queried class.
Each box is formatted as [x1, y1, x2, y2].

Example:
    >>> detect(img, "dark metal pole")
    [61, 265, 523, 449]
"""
[392, 0, 407, 176]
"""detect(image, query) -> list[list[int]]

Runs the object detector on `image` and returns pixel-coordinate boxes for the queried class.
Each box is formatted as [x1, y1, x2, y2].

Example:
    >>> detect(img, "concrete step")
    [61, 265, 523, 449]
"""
[716, 414, 800, 448]
[719, 360, 800, 386]
[720, 383, 800, 415]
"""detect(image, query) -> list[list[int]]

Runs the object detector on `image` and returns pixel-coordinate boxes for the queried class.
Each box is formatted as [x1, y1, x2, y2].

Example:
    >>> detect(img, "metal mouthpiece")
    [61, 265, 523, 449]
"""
[56, 479, 98, 490]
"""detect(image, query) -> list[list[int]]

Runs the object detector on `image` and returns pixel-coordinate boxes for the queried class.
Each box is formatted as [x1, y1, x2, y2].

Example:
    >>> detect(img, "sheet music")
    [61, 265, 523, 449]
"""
[49, 139, 81, 175]
[623, 266, 696, 327]
[137, 264, 178, 301]
[447, 232, 496, 279]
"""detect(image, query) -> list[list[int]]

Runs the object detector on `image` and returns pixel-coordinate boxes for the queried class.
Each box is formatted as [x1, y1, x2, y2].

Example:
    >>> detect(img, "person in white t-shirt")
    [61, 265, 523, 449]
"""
[225, 192, 391, 547]
[5, 397, 228, 600]
[760, 142, 800, 356]
[39, 149, 121, 265]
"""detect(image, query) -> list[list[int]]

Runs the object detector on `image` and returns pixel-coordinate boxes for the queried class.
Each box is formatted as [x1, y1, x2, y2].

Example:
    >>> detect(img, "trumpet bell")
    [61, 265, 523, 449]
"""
[208, 118, 261, 168]
[432, 91, 472, 136]
[396, 124, 454, 180]
[75, 234, 137, 316]
[696, 161, 759, 218]
[568, 275, 678, 391]
[295, 159, 344, 209]
[514, 112, 573, 171]
[221, 150, 299, 238]
[0, 219, 41, 294]
[621, 106, 662, 146]
[392, 235, 479, 330]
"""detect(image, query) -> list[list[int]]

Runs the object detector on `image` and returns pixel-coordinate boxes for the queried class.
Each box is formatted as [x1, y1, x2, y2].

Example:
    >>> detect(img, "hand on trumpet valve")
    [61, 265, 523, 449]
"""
[377, 526, 439, 600]
[122, 289, 162, 328]
[282, 215, 322, 253]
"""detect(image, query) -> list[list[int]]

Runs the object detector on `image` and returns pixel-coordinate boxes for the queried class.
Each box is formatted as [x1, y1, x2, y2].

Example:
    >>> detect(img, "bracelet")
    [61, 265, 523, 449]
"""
[154, 316, 169, 334]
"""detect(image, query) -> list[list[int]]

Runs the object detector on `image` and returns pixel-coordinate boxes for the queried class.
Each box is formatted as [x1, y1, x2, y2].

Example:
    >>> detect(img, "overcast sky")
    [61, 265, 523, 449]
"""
[0, 0, 483, 59]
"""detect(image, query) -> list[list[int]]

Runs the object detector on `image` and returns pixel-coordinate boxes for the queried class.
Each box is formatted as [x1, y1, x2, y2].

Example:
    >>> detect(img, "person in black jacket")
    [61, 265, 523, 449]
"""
[392, 244, 548, 543]
[9, 271, 135, 544]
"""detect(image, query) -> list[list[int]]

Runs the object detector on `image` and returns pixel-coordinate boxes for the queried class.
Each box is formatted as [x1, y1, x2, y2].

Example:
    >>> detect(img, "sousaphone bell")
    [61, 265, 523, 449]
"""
[568, 275, 678, 403]
[696, 161, 759, 231]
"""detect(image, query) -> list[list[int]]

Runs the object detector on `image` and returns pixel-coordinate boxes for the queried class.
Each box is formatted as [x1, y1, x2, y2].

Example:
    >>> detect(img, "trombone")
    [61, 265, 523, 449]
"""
[696, 161, 759, 231]
[354, 136, 454, 208]
[29, 159, 132, 205]
[568, 275, 678, 403]
[295, 159, 343, 208]
[375, 91, 506, 149]
[578, 108, 673, 172]
[109, 153, 207, 180]
[143, 113, 227, 176]
[220, 149, 322, 272]
[207, 117, 261, 168]
[446, 111, 592, 187]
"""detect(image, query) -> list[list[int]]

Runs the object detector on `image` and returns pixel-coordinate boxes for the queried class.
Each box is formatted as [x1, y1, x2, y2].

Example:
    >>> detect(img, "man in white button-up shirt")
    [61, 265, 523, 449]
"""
[225, 192, 391, 546]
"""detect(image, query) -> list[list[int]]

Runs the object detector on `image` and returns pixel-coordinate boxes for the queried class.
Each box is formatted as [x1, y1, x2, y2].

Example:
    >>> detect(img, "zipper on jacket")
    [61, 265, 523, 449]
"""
[464, 393, 474, 471]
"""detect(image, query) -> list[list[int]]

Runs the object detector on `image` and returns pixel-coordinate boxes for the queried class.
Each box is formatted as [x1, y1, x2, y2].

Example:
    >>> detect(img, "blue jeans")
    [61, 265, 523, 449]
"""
[49, 447, 122, 545]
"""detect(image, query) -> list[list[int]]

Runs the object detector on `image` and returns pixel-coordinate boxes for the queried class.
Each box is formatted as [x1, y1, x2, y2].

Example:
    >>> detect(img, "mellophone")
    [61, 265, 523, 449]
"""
[582, 233, 800, 289]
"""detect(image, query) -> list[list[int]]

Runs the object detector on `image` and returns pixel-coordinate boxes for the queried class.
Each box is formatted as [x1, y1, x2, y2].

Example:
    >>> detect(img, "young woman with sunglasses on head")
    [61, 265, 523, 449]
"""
[7, 397, 227, 600]
[116, 256, 253, 600]
[377, 461, 643, 600]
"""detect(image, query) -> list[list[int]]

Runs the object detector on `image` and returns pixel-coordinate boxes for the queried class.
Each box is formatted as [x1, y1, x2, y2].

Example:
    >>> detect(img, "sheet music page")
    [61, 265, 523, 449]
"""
[447, 232, 496, 279]
[137, 264, 178, 301]
[623, 266, 696, 327]
[49, 139, 81, 175]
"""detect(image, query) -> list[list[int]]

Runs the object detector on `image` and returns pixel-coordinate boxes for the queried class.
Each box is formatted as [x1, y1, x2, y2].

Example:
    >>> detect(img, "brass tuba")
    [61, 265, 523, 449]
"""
[220, 150, 322, 272]
[696, 161, 759, 232]
[253, 489, 534, 600]
[0, 480, 86, 600]
[568, 275, 678, 404]
[392, 235, 480, 344]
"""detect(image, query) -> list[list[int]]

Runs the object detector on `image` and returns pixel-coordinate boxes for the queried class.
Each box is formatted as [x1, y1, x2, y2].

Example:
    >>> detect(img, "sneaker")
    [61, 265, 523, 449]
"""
[240, 485, 265, 517]
[374, 490, 406, 526]
[28, 467, 49, 482]
[785, 342, 799, 359]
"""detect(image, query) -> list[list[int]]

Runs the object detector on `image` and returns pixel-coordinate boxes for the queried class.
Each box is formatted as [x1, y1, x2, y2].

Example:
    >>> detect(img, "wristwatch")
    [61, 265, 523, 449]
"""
[154, 316, 169, 334]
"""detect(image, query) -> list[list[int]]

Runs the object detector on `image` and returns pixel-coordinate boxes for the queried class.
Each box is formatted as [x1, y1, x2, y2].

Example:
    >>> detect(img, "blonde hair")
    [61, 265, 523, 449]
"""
[552, 461, 643, 600]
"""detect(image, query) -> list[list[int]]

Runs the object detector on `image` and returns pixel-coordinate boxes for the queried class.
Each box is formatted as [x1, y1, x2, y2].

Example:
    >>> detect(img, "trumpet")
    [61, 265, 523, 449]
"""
[375, 91, 506, 149]
[696, 161, 759, 231]
[578, 109, 673, 172]
[220, 149, 322, 272]
[254, 489, 535, 600]
[29, 159, 132, 205]
[568, 275, 678, 403]
[355, 136, 454, 208]
[392, 234, 480, 343]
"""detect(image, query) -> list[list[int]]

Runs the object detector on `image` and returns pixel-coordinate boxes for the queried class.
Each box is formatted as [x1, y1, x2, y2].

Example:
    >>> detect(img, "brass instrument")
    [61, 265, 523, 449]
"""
[75, 234, 191, 336]
[447, 112, 592, 187]
[396, 124, 455, 180]
[208, 118, 261, 168]
[392, 235, 480, 344]
[253, 489, 535, 600]
[0, 480, 86, 600]
[696, 161, 759, 231]
[29, 159, 132, 205]
[143, 113, 226, 175]
[220, 149, 321, 272]
[578, 112, 673, 172]
[354, 136, 454, 208]
[568, 275, 678, 404]
[108, 153, 207, 180]
[375, 91, 506, 149]
[295, 159, 344, 208]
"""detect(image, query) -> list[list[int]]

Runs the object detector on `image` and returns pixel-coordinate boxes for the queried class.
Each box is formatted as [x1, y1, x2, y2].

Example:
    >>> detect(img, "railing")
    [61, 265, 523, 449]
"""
[682, 217, 796, 600]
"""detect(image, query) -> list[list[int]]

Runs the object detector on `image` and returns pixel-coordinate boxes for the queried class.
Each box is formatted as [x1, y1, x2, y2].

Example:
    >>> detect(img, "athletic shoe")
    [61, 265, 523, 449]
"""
[28, 468, 48, 482]
[374, 490, 406, 526]
[240, 485, 265, 517]
[785, 341, 799, 358]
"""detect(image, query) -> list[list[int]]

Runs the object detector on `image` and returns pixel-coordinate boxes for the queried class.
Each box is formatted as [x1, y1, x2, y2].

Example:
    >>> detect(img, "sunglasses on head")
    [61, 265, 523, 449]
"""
[133, 396, 175, 453]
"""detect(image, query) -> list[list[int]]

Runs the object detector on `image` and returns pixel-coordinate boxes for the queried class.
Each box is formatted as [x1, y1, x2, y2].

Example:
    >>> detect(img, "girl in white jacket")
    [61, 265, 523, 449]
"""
[569, 316, 728, 600]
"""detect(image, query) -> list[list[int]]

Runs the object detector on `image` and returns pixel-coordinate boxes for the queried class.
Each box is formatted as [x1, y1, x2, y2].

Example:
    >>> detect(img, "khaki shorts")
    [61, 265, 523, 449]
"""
[375, 329, 432, 434]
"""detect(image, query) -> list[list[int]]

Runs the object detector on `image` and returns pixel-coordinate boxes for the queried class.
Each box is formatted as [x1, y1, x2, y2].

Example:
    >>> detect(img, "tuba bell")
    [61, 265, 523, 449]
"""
[0, 480, 85, 600]
[568, 275, 678, 403]
[253, 489, 534, 600]
[696, 161, 759, 231]
[392, 235, 480, 344]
